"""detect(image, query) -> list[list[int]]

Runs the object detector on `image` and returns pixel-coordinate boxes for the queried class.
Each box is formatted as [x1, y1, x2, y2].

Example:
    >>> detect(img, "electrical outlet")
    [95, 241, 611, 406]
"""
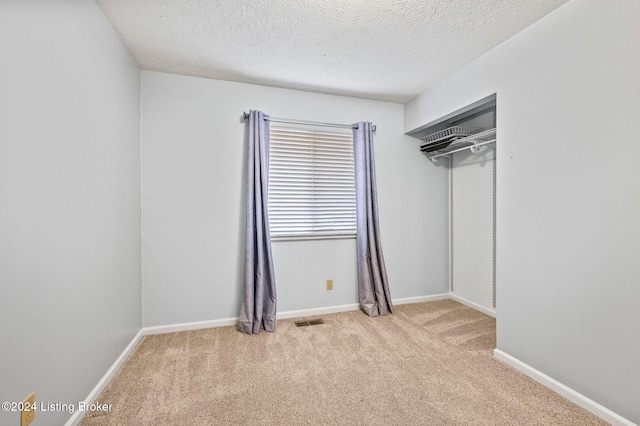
[21, 392, 36, 426]
[326, 279, 333, 290]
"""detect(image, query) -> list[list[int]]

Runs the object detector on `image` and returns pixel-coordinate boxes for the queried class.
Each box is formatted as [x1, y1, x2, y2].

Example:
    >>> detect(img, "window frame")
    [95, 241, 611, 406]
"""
[267, 124, 356, 241]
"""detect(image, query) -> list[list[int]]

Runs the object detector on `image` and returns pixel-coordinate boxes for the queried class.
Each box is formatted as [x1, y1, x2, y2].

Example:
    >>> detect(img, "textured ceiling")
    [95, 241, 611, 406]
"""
[96, 0, 569, 103]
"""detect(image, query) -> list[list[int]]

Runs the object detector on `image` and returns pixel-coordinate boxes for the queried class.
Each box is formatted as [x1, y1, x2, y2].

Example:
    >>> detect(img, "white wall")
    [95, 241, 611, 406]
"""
[451, 147, 495, 311]
[405, 0, 640, 422]
[0, 1, 141, 425]
[141, 71, 449, 327]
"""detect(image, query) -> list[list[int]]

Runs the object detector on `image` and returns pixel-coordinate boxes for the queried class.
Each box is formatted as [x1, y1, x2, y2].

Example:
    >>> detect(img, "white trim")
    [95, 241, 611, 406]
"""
[66, 293, 487, 425]
[493, 349, 636, 426]
[140, 304, 362, 336]
[394, 293, 450, 305]
[277, 303, 360, 319]
[449, 292, 496, 318]
[449, 159, 454, 293]
[142, 317, 238, 335]
[65, 329, 145, 426]
[67, 296, 637, 426]
[140, 295, 451, 335]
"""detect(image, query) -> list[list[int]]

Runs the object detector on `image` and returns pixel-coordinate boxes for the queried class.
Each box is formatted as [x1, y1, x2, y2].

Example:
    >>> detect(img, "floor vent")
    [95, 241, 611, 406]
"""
[295, 319, 324, 327]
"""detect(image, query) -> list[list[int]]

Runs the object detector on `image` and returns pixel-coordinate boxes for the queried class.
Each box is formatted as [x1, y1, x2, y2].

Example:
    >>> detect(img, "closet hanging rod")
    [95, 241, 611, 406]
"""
[242, 112, 375, 132]
[429, 139, 496, 162]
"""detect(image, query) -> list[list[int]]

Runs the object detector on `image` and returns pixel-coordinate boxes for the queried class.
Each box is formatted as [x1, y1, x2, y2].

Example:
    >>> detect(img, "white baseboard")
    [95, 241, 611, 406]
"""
[277, 303, 360, 319]
[66, 293, 486, 425]
[449, 293, 496, 318]
[140, 294, 451, 335]
[141, 304, 361, 336]
[68, 296, 638, 426]
[142, 317, 238, 335]
[494, 349, 636, 426]
[394, 293, 450, 305]
[65, 329, 145, 426]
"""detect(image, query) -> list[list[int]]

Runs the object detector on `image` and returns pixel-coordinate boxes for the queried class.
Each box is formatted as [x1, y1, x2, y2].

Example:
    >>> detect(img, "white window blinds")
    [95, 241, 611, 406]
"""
[268, 125, 356, 240]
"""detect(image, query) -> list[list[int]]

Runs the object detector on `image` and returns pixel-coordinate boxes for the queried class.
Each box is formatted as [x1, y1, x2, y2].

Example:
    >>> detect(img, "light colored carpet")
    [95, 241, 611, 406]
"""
[80, 300, 607, 425]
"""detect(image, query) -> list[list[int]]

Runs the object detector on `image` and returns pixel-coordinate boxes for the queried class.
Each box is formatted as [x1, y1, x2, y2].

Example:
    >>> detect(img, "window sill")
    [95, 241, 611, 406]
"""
[271, 234, 356, 242]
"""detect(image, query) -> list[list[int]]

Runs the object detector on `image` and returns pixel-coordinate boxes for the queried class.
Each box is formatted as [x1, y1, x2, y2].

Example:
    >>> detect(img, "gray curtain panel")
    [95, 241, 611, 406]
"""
[238, 110, 277, 334]
[352, 122, 394, 316]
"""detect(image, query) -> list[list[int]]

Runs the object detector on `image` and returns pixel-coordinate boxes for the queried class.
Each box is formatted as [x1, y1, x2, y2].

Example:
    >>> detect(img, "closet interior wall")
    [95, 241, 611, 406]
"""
[449, 108, 496, 312]
[407, 96, 496, 315]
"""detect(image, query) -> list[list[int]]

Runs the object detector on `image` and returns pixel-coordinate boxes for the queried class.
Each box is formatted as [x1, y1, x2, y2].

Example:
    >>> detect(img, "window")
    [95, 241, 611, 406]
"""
[268, 124, 356, 240]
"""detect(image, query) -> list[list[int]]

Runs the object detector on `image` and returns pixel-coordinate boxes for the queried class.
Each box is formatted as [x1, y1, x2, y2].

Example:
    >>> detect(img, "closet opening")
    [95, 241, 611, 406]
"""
[407, 94, 497, 317]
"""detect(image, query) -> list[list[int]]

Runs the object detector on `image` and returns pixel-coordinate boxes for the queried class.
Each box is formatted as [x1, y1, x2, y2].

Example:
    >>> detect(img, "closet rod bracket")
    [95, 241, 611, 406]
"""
[470, 139, 480, 153]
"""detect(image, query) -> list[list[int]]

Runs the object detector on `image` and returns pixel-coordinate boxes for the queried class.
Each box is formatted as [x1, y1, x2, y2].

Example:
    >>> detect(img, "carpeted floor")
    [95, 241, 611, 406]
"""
[80, 300, 607, 425]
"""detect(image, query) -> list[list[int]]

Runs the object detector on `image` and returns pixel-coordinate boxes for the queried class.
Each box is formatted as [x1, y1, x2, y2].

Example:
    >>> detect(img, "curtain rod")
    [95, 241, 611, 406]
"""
[242, 112, 376, 132]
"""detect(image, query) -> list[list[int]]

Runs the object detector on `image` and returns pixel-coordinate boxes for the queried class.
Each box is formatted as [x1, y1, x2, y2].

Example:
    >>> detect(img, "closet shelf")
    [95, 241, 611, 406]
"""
[420, 126, 482, 151]
[421, 127, 496, 163]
